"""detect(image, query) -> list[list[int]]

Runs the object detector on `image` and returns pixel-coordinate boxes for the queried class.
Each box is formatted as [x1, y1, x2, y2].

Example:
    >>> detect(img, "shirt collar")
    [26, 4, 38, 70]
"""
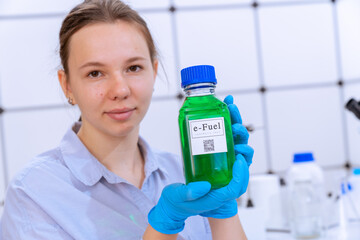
[138, 136, 169, 179]
[59, 122, 168, 186]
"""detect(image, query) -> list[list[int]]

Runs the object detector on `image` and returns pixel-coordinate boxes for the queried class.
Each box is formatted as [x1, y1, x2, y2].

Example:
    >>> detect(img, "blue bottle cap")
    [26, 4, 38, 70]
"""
[353, 168, 360, 175]
[293, 152, 314, 163]
[180, 65, 217, 88]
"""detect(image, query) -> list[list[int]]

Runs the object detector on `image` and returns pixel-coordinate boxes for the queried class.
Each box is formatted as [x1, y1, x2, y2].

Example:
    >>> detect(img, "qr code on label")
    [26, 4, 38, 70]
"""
[203, 139, 215, 152]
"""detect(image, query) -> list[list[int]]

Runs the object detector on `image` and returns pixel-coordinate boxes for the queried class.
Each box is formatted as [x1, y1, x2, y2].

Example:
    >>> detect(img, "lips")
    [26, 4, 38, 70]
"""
[105, 108, 135, 121]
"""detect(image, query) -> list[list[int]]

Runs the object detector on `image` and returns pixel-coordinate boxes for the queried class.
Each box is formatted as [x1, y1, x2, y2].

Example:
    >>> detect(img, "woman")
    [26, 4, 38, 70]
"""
[0, 0, 253, 239]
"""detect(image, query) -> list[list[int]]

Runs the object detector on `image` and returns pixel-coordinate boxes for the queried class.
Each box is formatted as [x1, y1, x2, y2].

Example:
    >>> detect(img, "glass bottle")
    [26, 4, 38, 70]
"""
[178, 65, 235, 189]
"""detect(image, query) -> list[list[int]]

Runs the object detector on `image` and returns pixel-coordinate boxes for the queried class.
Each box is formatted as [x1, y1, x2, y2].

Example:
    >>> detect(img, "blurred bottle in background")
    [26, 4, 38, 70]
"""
[347, 168, 360, 217]
[337, 175, 360, 240]
[286, 152, 325, 239]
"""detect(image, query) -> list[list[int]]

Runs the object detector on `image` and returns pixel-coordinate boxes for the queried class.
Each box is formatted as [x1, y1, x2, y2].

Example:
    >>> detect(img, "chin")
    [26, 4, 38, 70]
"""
[106, 124, 137, 138]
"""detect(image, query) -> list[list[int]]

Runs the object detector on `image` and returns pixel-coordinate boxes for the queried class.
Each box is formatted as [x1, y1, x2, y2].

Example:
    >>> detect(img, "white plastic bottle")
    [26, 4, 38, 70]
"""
[286, 152, 325, 239]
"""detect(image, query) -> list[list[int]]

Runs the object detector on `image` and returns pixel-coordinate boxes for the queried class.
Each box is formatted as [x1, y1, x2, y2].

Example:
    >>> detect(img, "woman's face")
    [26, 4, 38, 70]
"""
[59, 21, 157, 138]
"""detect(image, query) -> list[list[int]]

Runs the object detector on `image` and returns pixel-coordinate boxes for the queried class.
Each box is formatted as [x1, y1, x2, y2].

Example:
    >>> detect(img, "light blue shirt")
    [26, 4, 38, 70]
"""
[0, 122, 211, 240]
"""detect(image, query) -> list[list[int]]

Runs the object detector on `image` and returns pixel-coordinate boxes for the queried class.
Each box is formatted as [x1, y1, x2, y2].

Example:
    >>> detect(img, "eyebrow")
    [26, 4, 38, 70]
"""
[79, 62, 105, 70]
[125, 56, 147, 64]
[79, 57, 148, 70]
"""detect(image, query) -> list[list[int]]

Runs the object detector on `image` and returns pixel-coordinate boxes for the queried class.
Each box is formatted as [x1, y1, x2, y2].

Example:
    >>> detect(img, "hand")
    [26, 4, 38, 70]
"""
[148, 181, 216, 234]
[200, 95, 254, 219]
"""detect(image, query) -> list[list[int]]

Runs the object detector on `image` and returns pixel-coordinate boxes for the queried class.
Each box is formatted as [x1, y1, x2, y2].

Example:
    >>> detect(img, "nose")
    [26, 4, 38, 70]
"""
[108, 73, 130, 100]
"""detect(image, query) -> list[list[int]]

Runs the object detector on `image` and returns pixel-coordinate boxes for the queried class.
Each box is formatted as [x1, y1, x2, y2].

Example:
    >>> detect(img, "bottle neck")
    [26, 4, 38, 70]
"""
[183, 83, 216, 97]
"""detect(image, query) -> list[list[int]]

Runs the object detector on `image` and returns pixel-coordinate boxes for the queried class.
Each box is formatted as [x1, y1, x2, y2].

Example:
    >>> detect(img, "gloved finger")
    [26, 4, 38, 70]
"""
[231, 155, 249, 184]
[224, 95, 234, 105]
[224, 95, 242, 125]
[224, 156, 249, 200]
[205, 157, 249, 202]
[175, 181, 212, 202]
[232, 123, 249, 145]
[200, 199, 238, 219]
[234, 144, 254, 167]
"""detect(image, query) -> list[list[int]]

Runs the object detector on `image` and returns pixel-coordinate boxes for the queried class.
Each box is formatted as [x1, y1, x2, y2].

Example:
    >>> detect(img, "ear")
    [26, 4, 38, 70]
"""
[58, 70, 76, 105]
[152, 59, 158, 81]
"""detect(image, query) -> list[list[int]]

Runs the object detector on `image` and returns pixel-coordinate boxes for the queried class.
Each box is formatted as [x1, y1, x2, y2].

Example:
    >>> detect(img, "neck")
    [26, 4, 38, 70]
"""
[77, 121, 145, 188]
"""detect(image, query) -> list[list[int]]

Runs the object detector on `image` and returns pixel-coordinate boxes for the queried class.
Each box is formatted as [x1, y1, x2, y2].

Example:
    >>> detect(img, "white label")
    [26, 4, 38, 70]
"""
[189, 117, 227, 155]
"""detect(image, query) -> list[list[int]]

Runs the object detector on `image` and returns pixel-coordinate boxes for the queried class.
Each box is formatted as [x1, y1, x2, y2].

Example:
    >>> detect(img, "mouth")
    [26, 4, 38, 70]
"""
[105, 108, 135, 121]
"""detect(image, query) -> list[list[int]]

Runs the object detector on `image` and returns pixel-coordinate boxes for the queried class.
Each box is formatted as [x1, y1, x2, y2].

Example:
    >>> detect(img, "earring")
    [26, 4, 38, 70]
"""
[68, 97, 74, 106]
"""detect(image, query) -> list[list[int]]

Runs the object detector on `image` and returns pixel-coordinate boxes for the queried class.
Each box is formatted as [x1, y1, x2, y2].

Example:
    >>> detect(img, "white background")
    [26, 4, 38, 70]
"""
[0, 0, 359, 234]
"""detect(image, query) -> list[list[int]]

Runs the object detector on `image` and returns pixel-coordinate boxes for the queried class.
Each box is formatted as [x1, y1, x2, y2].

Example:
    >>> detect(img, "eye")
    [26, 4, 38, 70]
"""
[128, 65, 142, 72]
[88, 71, 103, 78]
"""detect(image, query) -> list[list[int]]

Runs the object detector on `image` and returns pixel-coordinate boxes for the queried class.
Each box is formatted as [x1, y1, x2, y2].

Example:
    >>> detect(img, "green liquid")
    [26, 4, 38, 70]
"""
[179, 94, 235, 189]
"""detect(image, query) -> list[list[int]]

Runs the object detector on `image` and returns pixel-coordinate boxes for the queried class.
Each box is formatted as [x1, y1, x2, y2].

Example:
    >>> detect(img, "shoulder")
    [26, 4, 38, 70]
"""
[139, 136, 183, 171]
[152, 148, 182, 167]
[148, 146, 185, 183]
[8, 147, 67, 190]
[4, 146, 77, 219]
[2, 147, 72, 238]
[155, 148, 183, 169]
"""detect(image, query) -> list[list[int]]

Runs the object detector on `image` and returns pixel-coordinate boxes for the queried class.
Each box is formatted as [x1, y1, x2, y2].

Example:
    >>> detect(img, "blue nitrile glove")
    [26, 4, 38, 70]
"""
[200, 95, 254, 219]
[148, 165, 250, 234]
[148, 181, 214, 234]
[224, 95, 253, 167]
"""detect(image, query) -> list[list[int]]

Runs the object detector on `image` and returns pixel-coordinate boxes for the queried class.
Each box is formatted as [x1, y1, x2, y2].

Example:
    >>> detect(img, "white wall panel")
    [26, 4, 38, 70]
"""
[338, 0, 360, 80]
[3, 107, 79, 181]
[141, 12, 179, 97]
[267, 87, 345, 172]
[0, 1, 80, 16]
[176, 8, 260, 92]
[0, 18, 65, 108]
[259, 3, 338, 86]
[174, 0, 251, 7]
[344, 84, 360, 166]
[124, 0, 170, 9]
[140, 98, 181, 155]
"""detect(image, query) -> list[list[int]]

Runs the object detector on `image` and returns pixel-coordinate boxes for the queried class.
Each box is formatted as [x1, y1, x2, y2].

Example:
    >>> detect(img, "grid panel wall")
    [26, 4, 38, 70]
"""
[0, 117, 5, 208]
[0, 0, 360, 208]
